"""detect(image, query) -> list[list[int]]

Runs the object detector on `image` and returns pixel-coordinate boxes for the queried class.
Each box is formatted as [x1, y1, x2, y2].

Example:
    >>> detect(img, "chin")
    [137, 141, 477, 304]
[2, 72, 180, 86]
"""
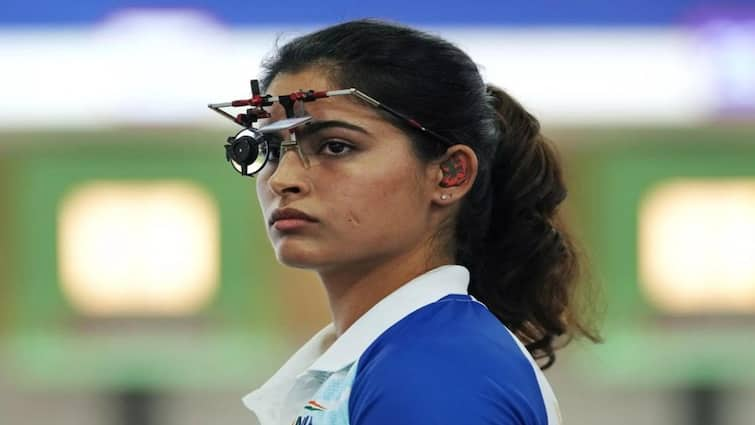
[277, 256, 320, 269]
[273, 239, 329, 269]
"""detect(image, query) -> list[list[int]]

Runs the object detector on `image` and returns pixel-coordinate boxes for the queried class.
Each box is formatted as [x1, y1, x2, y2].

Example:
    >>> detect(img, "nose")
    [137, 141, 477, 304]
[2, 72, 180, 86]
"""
[267, 147, 310, 196]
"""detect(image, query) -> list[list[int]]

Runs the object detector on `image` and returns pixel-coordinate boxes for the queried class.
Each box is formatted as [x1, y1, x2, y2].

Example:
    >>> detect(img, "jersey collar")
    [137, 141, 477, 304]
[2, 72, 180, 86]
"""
[307, 264, 470, 373]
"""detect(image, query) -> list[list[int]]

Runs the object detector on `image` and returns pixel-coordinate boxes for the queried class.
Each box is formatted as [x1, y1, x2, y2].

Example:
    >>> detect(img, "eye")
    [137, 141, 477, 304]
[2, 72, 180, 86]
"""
[319, 140, 353, 156]
[268, 145, 281, 162]
[265, 136, 283, 163]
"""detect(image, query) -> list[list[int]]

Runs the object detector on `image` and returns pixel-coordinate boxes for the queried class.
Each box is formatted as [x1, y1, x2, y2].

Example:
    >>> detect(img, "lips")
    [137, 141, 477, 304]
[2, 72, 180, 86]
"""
[269, 207, 317, 226]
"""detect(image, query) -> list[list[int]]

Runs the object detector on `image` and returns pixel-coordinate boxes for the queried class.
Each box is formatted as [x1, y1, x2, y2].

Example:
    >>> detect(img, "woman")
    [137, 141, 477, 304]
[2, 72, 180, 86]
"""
[220, 19, 599, 425]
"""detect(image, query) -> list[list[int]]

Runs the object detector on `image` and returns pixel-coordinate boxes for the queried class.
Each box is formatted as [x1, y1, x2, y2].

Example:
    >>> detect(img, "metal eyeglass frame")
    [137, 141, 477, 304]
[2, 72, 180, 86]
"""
[207, 79, 454, 176]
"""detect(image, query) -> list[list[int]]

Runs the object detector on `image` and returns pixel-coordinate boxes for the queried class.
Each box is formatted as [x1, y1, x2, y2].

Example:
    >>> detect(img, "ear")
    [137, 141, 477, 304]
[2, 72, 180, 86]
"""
[429, 145, 478, 206]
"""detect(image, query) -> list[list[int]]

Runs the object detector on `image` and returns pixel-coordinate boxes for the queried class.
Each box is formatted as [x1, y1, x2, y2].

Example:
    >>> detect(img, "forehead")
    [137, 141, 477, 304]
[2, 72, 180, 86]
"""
[266, 68, 332, 93]
[264, 69, 381, 123]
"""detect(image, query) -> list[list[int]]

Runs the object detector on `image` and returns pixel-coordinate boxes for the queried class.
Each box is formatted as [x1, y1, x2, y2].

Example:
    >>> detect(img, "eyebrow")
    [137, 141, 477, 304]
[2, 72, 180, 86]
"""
[294, 120, 371, 139]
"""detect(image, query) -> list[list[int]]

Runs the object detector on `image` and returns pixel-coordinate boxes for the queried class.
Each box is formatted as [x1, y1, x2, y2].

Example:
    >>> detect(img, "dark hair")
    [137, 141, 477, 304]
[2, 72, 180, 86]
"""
[261, 19, 601, 369]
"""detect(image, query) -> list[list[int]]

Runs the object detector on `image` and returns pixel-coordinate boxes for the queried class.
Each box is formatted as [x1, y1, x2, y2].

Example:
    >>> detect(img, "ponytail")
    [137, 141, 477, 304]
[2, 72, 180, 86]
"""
[463, 85, 601, 369]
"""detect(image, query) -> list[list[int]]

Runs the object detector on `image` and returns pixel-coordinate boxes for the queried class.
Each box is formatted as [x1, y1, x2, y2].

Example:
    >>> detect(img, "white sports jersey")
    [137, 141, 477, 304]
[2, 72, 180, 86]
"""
[243, 265, 563, 425]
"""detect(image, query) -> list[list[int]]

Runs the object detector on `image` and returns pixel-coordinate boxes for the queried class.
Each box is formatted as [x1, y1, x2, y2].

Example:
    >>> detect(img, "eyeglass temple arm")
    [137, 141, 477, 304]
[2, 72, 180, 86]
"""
[343, 89, 453, 146]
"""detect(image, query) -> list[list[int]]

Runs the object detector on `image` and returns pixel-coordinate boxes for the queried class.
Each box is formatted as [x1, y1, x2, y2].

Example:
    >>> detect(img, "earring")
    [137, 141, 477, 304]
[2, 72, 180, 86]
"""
[440, 194, 450, 200]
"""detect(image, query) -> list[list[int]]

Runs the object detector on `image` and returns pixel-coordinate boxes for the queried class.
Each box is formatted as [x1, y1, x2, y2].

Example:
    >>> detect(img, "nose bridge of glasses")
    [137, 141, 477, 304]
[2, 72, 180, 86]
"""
[277, 138, 311, 169]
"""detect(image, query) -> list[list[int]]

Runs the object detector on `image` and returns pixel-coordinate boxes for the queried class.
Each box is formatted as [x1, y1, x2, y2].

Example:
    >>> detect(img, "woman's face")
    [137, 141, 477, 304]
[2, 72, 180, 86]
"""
[255, 68, 441, 273]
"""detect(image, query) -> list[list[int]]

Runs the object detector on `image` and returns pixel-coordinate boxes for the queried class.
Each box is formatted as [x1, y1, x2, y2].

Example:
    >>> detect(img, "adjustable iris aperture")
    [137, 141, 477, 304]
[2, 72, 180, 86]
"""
[224, 128, 271, 176]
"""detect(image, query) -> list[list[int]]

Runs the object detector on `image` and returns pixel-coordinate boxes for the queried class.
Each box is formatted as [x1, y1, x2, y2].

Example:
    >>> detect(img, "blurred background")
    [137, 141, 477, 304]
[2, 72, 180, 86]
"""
[1, 1, 754, 424]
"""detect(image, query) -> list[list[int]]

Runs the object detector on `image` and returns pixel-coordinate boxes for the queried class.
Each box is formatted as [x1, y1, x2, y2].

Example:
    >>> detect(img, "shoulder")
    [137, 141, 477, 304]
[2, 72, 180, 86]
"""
[348, 294, 551, 425]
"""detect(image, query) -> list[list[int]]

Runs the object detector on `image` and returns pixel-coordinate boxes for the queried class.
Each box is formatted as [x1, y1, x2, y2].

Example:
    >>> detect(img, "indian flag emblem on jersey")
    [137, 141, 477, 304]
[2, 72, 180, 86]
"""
[304, 400, 327, 412]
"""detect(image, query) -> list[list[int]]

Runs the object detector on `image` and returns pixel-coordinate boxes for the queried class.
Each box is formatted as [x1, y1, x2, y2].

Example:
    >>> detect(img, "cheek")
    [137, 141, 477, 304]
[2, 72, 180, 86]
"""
[329, 160, 424, 233]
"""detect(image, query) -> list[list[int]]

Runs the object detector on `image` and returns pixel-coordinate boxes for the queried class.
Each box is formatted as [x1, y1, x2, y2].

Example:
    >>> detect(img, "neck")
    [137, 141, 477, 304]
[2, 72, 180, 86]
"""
[318, 248, 452, 337]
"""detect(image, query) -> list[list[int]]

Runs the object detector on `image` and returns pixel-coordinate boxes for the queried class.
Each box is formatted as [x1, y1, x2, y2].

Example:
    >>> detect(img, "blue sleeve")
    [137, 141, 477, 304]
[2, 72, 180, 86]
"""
[348, 341, 545, 425]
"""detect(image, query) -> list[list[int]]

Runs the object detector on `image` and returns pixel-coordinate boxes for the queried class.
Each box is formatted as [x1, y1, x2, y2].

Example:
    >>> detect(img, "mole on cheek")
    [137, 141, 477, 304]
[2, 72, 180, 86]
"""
[346, 211, 361, 226]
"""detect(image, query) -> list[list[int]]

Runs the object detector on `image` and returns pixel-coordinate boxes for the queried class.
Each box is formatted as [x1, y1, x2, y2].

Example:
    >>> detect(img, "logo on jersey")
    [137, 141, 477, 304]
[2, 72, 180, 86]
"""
[291, 416, 313, 425]
[304, 400, 327, 411]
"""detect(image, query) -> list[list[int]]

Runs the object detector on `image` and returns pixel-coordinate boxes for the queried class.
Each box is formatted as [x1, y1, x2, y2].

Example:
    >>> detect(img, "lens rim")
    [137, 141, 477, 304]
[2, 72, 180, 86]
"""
[226, 128, 270, 177]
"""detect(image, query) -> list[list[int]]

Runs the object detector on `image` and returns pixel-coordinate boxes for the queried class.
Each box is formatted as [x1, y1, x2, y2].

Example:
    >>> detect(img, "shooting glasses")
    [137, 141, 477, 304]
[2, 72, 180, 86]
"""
[208, 79, 453, 176]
